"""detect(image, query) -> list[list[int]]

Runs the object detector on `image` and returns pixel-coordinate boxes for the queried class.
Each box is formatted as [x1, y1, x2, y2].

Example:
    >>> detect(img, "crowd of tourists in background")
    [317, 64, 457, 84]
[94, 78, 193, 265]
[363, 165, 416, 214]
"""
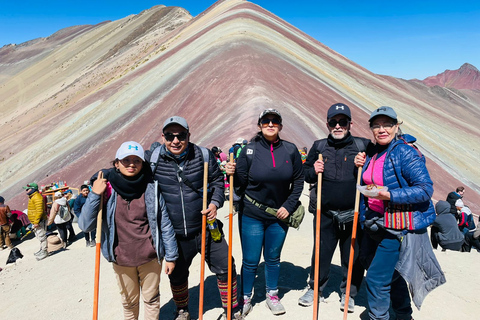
[1, 104, 479, 320]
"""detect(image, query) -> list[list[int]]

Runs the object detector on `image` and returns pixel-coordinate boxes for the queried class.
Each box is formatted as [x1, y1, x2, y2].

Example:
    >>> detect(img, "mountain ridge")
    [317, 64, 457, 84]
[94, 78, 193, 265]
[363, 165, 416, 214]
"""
[0, 0, 479, 212]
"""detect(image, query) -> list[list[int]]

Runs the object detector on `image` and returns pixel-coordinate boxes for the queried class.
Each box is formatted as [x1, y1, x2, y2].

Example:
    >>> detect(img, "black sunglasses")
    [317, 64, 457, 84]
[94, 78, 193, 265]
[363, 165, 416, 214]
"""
[260, 118, 282, 125]
[164, 132, 188, 142]
[328, 119, 350, 127]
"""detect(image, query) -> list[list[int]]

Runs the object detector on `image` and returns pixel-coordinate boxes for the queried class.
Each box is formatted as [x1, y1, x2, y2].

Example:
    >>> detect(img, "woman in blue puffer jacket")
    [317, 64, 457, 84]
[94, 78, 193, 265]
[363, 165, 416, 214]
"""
[79, 141, 178, 320]
[355, 107, 444, 320]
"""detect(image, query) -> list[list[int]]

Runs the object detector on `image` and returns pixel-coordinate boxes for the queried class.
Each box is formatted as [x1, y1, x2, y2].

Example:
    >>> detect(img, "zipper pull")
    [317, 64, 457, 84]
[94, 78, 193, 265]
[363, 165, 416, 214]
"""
[127, 201, 131, 210]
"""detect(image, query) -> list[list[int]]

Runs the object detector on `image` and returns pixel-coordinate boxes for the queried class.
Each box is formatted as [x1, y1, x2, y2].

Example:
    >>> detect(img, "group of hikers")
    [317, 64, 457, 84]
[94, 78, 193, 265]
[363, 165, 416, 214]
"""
[4, 103, 473, 320]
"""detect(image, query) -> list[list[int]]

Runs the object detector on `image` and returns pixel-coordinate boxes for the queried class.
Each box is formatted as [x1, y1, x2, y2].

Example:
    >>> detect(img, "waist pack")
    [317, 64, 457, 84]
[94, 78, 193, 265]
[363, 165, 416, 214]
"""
[384, 203, 414, 231]
[245, 194, 305, 229]
[326, 209, 355, 230]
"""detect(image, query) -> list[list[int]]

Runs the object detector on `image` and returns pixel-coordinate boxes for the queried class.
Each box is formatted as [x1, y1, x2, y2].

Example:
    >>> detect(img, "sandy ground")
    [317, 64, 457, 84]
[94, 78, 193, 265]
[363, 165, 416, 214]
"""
[1, 186, 479, 320]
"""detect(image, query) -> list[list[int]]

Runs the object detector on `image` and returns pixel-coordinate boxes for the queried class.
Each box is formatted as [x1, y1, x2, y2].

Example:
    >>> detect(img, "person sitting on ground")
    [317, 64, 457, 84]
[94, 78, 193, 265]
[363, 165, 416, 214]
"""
[446, 186, 465, 219]
[431, 201, 464, 251]
[0, 196, 14, 250]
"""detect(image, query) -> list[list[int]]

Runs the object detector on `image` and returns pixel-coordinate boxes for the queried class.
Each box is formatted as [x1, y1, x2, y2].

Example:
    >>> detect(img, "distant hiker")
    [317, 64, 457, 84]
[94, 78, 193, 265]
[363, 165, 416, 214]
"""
[229, 138, 245, 160]
[456, 199, 475, 233]
[212, 146, 228, 162]
[355, 106, 445, 320]
[0, 196, 14, 250]
[446, 186, 464, 219]
[24, 183, 48, 261]
[63, 190, 77, 239]
[47, 191, 71, 248]
[79, 141, 178, 320]
[74, 185, 96, 247]
[146, 116, 241, 320]
[431, 201, 464, 251]
[226, 108, 304, 316]
[298, 103, 371, 312]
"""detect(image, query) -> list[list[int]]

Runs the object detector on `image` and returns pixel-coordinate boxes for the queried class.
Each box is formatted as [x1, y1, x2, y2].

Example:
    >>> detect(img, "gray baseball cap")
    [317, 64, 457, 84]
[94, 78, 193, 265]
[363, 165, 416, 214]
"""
[163, 116, 189, 132]
[258, 108, 282, 124]
[369, 106, 398, 123]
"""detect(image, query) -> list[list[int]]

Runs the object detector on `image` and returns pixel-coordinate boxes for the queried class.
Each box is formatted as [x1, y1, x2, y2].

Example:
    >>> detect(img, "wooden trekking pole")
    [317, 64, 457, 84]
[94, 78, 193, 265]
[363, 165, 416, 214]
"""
[198, 162, 209, 320]
[93, 171, 104, 320]
[343, 166, 363, 320]
[313, 154, 323, 320]
[227, 153, 234, 320]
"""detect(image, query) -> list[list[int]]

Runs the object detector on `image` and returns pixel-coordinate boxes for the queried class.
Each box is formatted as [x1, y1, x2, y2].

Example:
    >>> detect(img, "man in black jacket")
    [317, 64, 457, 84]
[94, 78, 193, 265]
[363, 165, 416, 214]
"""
[298, 103, 371, 313]
[146, 116, 240, 320]
[446, 186, 464, 219]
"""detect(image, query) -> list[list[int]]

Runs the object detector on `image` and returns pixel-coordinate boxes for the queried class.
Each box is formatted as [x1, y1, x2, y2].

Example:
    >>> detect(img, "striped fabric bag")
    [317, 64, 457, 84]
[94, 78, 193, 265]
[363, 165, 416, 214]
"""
[384, 203, 414, 230]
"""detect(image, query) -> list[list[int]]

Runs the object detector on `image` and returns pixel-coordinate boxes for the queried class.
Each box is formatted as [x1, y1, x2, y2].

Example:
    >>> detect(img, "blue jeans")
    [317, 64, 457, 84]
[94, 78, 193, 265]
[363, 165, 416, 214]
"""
[364, 231, 412, 320]
[240, 215, 288, 296]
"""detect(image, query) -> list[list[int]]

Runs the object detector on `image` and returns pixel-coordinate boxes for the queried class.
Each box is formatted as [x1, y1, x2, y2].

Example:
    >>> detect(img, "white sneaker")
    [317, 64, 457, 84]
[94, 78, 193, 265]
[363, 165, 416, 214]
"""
[265, 290, 285, 315]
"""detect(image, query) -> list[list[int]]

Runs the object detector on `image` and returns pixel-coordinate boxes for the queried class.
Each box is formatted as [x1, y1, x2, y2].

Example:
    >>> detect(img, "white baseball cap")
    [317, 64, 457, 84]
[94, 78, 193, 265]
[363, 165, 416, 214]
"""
[115, 141, 145, 161]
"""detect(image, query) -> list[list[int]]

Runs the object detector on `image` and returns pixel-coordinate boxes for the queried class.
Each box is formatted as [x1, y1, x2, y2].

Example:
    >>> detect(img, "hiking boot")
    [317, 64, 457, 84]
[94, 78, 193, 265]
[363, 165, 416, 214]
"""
[340, 294, 354, 313]
[243, 295, 253, 316]
[35, 250, 48, 261]
[265, 290, 286, 315]
[174, 309, 190, 320]
[34, 249, 43, 256]
[90, 239, 96, 247]
[298, 288, 324, 306]
[86, 241, 91, 247]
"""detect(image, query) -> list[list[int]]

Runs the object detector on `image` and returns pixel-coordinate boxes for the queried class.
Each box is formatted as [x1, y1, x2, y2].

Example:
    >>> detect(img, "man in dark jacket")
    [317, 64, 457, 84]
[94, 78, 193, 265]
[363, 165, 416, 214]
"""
[146, 116, 240, 320]
[74, 185, 95, 247]
[431, 201, 464, 251]
[446, 186, 464, 219]
[299, 103, 371, 313]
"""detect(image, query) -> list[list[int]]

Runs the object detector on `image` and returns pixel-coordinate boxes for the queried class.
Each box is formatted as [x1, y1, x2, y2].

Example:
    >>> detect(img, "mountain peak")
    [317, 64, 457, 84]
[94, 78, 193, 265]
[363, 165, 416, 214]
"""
[421, 63, 480, 90]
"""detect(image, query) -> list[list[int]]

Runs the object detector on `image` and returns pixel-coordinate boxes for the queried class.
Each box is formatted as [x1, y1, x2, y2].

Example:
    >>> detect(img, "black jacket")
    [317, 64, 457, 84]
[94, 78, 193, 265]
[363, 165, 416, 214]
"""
[304, 133, 371, 213]
[234, 136, 304, 221]
[446, 191, 461, 219]
[146, 143, 224, 237]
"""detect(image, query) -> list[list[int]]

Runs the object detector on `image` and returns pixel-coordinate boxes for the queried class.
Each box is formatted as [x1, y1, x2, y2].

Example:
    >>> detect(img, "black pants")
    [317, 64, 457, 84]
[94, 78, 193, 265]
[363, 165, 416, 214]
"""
[308, 213, 364, 297]
[56, 222, 68, 243]
[169, 228, 235, 286]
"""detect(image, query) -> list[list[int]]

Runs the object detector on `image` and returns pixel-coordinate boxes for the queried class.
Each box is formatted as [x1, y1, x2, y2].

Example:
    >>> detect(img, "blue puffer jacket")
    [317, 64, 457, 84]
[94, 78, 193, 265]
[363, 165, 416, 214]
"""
[360, 137, 435, 231]
[79, 180, 178, 263]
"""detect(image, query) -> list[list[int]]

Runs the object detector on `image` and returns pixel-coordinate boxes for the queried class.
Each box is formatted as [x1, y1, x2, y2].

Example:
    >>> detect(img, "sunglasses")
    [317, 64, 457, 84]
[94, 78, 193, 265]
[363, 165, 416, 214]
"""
[260, 118, 281, 127]
[328, 119, 350, 127]
[164, 132, 188, 142]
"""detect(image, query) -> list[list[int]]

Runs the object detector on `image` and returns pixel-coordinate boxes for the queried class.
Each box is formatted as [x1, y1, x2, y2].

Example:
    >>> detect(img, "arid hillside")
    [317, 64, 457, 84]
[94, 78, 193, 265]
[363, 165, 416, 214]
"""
[1, 0, 479, 211]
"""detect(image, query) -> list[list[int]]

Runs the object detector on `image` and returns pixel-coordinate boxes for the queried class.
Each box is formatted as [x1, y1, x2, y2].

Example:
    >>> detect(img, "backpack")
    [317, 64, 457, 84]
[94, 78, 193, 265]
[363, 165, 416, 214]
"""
[58, 205, 70, 220]
[233, 144, 244, 160]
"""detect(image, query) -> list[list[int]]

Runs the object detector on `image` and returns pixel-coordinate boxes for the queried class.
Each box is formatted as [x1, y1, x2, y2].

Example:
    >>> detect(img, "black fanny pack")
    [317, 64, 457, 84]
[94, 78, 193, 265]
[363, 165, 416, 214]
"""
[326, 209, 355, 230]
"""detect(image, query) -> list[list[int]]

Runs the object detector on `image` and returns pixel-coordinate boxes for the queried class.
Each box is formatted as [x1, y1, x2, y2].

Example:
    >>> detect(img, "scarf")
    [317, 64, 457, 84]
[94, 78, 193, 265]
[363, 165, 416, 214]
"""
[100, 166, 152, 201]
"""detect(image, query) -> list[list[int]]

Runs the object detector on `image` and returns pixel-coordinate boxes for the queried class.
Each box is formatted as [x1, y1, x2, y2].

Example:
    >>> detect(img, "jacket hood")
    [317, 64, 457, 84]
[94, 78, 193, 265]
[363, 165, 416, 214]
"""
[55, 197, 67, 206]
[435, 200, 450, 215]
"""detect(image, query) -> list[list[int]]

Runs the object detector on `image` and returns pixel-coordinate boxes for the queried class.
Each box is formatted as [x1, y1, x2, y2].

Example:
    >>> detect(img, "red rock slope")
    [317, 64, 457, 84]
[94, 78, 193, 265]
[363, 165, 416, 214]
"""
[421, 63, 480, 90]
[0, 0, 479, 212]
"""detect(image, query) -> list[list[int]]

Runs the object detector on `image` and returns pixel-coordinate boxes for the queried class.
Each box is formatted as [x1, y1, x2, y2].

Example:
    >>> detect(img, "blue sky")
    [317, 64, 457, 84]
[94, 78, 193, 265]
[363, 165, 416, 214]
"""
[1, 0, 479, 79]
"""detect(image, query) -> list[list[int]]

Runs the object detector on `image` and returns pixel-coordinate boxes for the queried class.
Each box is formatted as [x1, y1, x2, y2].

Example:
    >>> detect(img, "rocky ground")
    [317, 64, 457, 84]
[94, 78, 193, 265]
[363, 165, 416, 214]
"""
[1, 188, 479, 319]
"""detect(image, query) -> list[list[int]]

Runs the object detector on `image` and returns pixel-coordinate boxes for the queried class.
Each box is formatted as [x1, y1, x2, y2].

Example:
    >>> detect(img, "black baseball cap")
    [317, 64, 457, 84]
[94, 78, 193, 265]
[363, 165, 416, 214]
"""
[327, 103, 351, 120]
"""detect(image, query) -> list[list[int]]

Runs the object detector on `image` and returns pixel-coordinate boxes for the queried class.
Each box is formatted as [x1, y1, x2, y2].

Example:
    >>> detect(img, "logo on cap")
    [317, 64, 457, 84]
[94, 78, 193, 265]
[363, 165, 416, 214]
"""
[128, 145, 139, 150]
[335, 105, 345, 110]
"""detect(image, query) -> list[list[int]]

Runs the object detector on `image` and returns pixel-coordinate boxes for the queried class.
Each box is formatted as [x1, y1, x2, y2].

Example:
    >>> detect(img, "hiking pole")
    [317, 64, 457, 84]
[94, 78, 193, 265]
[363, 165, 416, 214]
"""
[93, 171, 104, 320]
[313, 154, 323, 320]
[343, 166, 363, 320]
[227, 153, 234, 320]
[199, 162, 208, 320]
